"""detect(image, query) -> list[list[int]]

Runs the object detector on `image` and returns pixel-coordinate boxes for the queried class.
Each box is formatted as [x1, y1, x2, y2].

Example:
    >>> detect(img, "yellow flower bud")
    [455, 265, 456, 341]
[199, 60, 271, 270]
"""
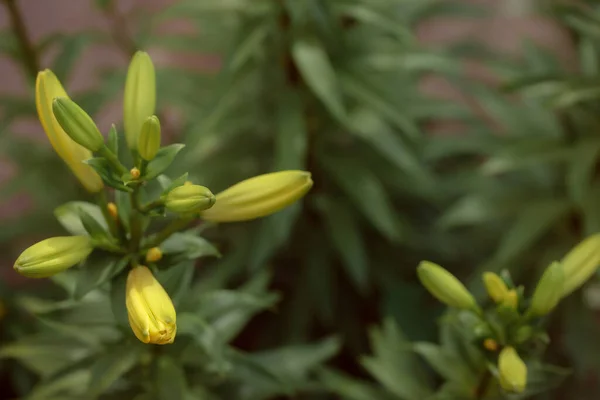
[14, 236, 93, 278]
[130, 167, 141, 180]
[35, 70, 103, 192]
[146, 247, 163, 263]
[561, 234, 600, 297]
[483, 272, 510, 304]
[483, 338, 498, 352]
[138, 115, 161, 161]
[527, 261, 563, 317]
[107, 202, 118, 219]
[200, 171, 313, 223]
[52, 97, 104, 152]
[498, 347, 527, 393]
[165, 184, 216, 214]
[126, 266, 176, 344]
[416, 261, 479, 312]
[124, 51, 156, 150]
[502, 290, 518, 309]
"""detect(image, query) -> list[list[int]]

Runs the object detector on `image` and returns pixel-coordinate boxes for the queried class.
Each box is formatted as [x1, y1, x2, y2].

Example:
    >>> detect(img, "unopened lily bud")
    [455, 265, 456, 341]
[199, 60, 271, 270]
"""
[561, 234, 600, 297]
[200, 171, 313, 223]
[527, 261, 563, 317]
[502, 290, 518, 309]
[417, 261, 479, 312]
[498, 347, 527, 393]
[146, 247, 163, 263]
[52, 97, 104, 152]
[483, 338, 498, 352]
[14, 236, 93, 278]
[36, 70, 103, 192]
[124, 51, 156, 150]
[138, 115, 161, 161]
[130, 167, 141, 180]
[107, 202, 118, 219]
[483, 272, 510, 304]
[126, 266, 176, 344]
[165, 185, 216, 214]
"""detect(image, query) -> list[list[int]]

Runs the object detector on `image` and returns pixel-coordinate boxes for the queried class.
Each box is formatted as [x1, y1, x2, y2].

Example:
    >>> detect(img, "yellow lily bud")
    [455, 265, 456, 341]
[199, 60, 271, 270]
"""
[107, 202, 118, 219]
[483, 338, 498, 352]
[502, 290, 518, 309]
[126, 266, 176, 344]
[35, 70, 103, 192]
[165, 184, 216, 214]
[416, 261, 479, 312]
[124, 51, 156, 150]
[200, 170, 313, 223]
[483, 272, 510, 304]
[561, 234, 600, 297]
[14, 236, 93, 278]
[138, 115, 161, 161]
[498, 347, 527, 393]
[52, 97, 104, 152]
[130, 167, 141, 180]
[527, 261, 563, 317]
[146, 247, 163, 263]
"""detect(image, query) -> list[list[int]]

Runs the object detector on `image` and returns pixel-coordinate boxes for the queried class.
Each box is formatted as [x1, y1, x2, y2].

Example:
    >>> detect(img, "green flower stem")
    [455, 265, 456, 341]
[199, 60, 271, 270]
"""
[96, 191, 120, 240]
[139, 199, 164, 214]
[146, 217, 194, 249]
[98, 145, 128, 175]
[128, 187, 144, 264]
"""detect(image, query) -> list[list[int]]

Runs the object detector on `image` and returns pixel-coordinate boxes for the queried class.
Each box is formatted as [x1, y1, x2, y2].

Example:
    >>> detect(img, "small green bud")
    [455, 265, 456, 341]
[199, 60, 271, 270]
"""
[165, 185, 216, 214]
[498, 347, 527, 393]
[417, 261, 479, 312]
[14, 236, 93, 278]
[124, 51, 156, 150]
[561, 234, 600, 297]
[502, 289, 518, 309]
[483, 272, 509, 304]
[138, 115, 161, 161]
[52, 97, 104, 152]
[527, 261, 563, 317]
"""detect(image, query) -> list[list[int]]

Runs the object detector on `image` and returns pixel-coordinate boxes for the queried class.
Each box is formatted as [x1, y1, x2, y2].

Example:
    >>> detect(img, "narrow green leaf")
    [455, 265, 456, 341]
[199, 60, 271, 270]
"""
[567, 138, 600, 206]
[84, 158, 133, 192]
[54, 201, 108, 236]
[87, 343, 142, 397]
[156, 356, 189, 400]
[144, 144, 186, 180]
[109, 271, 129, 328]
[275, 89, 307, 170]
[292, 35, 345, 120]
[317, 197, 368, 293]
[107, 124, 119, 155]
[74, 253, 128, 300]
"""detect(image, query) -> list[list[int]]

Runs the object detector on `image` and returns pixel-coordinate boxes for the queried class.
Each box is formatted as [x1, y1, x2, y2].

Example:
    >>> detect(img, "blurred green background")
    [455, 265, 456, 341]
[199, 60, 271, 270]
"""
[2, 0, 600, 399]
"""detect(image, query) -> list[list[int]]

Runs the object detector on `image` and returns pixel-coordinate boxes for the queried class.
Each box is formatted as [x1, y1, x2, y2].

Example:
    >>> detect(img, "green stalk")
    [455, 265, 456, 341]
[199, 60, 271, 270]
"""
[96, 191, 120, 240]
[145, 217, 194, 249]
[99, 145, 128, 175]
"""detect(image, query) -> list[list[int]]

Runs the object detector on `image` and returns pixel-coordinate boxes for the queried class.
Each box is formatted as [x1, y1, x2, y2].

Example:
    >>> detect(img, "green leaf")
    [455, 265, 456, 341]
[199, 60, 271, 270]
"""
[54, 201, 108, 236]
[318, 367, 397, 400]
[275, 89, 307, 170]
[156, 356, 189, 400]
[492, 199, 572, 266]
[361, 318, 433, 400]
[159, 172, 189, 194]
[160, 232, 221, 262]
[107, 125, 118, 155]
[144, 144, 186, 180]
[317, 197, 368, 293]
[84, 158, 133, 192]
[28, 369, 91, 400]
[115, 190, 132, 233]
[248, 203, 301, 271]
[74, 253, 128, 300]
[292, 35, 345, 120]
[155, 261, 195, 306]
[177, 313, 229, 373]
[194, 289, 280, 342]
[322, 155, 404, 241]
[109, 271, 129, 329]
[567, 138, 600, 206]
[412, 342, 475, 386]
[78, 207, 110, 240]
[86, 343, 142, 397]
